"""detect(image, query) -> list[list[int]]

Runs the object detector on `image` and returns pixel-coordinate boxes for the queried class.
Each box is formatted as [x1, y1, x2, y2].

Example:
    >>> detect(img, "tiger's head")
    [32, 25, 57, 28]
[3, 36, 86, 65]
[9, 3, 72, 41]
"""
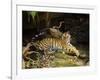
[62, 31, 71, 44]
[62, 31, 80, 57]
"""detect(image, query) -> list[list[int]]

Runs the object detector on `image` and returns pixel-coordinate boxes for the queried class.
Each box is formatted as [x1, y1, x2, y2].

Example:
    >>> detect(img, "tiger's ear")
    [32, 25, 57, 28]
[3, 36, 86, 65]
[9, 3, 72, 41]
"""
[62, 31, 71, 38]
[66, 31, 70, 35]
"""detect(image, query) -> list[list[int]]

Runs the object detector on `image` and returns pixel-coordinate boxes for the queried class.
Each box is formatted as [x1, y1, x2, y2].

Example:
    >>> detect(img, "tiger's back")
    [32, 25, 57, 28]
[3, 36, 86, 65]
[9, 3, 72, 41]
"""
[32, 34, 80, 57]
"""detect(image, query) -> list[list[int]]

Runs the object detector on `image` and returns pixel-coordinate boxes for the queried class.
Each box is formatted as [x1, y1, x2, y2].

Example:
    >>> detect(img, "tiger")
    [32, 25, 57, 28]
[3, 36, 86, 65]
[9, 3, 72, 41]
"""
[23, 32, 80, 68]
[31, 32, 80, 57]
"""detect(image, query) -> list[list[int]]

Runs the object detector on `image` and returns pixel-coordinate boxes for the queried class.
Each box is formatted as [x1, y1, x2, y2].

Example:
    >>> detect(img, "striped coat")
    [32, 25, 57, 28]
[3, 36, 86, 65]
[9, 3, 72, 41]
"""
[31, 32, 80, 57]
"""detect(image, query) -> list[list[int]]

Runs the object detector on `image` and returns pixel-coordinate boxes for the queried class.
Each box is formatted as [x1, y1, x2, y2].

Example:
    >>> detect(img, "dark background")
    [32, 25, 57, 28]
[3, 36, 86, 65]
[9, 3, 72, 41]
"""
[22, 11, 89, 47]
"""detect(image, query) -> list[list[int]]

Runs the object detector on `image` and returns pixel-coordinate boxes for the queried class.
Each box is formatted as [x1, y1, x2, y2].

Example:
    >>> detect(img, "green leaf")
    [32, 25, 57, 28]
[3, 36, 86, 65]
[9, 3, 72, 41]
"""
[28, 11, 37, 19]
